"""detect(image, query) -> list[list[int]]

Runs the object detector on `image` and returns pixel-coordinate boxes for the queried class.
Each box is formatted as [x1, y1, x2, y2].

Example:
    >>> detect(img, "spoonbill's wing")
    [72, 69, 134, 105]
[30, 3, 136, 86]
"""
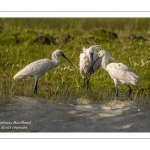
[14, 59, 52, 79]
[107, 63, 139, 85]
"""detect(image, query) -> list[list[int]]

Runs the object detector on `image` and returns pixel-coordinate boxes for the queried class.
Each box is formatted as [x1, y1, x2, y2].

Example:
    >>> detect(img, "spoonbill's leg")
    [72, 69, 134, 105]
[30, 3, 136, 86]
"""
[34, 79, 39, 94]
[86, 74, 91, 90]
[115, 84, 118, 98]
[127, 84, 132, 98]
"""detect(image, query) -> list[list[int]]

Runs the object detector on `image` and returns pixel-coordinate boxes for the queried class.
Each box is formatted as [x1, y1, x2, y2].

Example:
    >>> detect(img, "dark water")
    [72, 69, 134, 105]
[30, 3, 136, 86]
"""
[0, 96, 150, 132]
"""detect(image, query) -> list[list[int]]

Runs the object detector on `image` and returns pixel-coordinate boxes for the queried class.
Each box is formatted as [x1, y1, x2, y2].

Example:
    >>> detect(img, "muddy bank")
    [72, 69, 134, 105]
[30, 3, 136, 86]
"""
[0, 96, 150, 132]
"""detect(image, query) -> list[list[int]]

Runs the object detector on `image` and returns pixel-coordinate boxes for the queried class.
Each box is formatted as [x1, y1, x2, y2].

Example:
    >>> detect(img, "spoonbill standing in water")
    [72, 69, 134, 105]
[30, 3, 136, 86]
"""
[90, 50, 139, 98]
[79, 45, 102, 89]
[13, 49, 76, 94]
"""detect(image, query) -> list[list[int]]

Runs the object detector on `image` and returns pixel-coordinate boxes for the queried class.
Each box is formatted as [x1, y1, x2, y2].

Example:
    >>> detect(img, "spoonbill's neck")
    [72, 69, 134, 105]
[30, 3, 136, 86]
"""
[52, 53, 60, 68]
[101, 56, 109, 71]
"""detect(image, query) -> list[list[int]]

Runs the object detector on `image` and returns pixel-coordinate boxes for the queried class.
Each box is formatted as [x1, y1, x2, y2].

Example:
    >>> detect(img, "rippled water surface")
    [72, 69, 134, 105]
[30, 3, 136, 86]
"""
[0, 96, 150, 132]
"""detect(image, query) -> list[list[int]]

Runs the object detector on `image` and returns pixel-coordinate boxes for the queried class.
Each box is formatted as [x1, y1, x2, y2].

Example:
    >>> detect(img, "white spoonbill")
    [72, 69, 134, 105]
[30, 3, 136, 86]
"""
[90, 50, 139, 98]
[79, 45, 102, 89]
[13, 49, 76, 94]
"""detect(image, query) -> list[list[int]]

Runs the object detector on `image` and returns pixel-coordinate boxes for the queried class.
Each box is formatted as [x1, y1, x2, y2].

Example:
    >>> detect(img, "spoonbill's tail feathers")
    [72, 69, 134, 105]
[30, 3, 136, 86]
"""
[13, 67, 30, 80]
[125, 71, 139, 86]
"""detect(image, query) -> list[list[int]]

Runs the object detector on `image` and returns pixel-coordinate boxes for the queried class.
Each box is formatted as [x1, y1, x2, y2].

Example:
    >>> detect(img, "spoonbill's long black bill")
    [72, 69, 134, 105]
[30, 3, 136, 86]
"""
[88, 52, 94, 74]
[62, 53, 76, 69]
[88, 57, 100, 73]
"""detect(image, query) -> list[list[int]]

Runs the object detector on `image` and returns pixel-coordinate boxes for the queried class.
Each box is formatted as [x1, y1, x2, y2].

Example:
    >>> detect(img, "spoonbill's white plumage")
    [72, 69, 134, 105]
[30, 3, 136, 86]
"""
[13, 49, 76, 94]
[79, 45, 102, 89]
[91, 50, 139, 98]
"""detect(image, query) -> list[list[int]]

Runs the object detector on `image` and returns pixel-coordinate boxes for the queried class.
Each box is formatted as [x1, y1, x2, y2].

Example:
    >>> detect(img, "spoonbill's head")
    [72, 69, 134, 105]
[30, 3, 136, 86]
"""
[55, 49, 76, 69]
[98, 50, 115, 61]
[89, 50, 115, 72]
[54, 49, 64, 56]
[88, 46, 94, 53]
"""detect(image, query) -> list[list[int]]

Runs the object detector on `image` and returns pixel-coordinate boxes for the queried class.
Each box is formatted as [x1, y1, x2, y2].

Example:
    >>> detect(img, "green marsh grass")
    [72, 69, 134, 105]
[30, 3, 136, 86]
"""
[0, 18, 150, 104]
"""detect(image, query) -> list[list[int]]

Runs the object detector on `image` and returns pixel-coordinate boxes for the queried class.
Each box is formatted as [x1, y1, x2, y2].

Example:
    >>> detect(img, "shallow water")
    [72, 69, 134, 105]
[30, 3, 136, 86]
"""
[0, 96, 150, 132]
